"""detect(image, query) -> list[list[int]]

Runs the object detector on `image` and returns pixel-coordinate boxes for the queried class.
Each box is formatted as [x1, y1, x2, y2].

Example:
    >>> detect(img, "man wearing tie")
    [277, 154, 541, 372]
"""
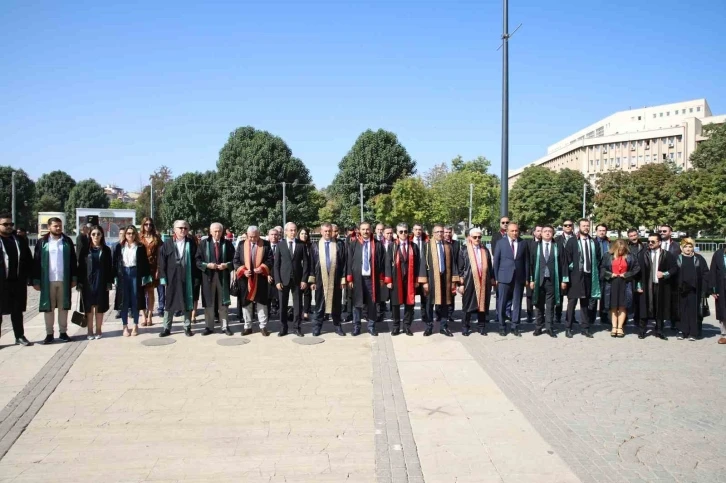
[420, 224, 459, 337]
[273, 222, 310, 337]
[377, 226, 394, 322]
[529, 225, 568, 338]
[266, 228, 280, 319]
[196, 223, 235, 336]
[444, 226, 460, 325]
[595, 224, 611, 324]
[493, 222, 529, 337]
[385, 223, 423, 336]
[411, 224, 431, 323]
[659, 224, 681, 330]
[554, 219, 576, 324]
[234, 226, 274, 337]
[309, 223, 347, 336]
[563, 219, 602, 339]
[457, 228, 495, 336]
[347, 222, 384, 336]
[636, 234, 677, 340]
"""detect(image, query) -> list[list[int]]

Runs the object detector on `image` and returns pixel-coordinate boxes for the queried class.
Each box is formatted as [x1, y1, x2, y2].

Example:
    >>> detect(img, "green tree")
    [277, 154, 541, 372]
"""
[370, 176, 432, 228]
[430, 169, 499, 230]
[35, 170, 76, 211]
[690, 123, 726, 170]
[160, 171, 217, 232]
[593, 171, 643, 233]
[109, 199, 133, 209]
[629, 163, 678, 229]
[0, 167, 36, 231]
[330, 129, 415, 225]
[216, 126, 316, 232]
[35, 194, 62, 213]
[65, 179, 109, 232]
[509, 166, 560, 230]
[671, 161, 726, 236]
[556, 169, 594, 221]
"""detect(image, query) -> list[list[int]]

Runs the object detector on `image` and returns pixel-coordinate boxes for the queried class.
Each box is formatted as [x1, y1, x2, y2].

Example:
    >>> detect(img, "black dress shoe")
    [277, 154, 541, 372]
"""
[242, 328, 253, 336]
[16, 337, 33, 346]
[533, 328, 543, 337]
[295, 329, 304, 337]
[423, 328, 433, 337]
[447, 317, 455, 324]
[335, 327, 346, 336]
[439, 328, 453, 337]
[499, 329, 507, 337]
[159, 329, 171, 338]
[638, 332, 646, 339]
[655, 333, 668, 340]
[461, 329, 471, 337]
[261, 328, 270, 337]
[565, 329, 573, 338]
[391, 328, 401, 336]
[278, 329, 288, 337]
[59, 333, 71, 342]
[546, 329, 557, 338]
[224, 327, 233, 336]
[404, 328, 414, 336]
[512, 329, 522, 337]
[312, 328, 321, 337]
[368, 329, 378, 336]
[352, 326, 361, 336]
[202, 328, 214, 336]
[582, 330, 593, 338]
[185, 328, 193, 337]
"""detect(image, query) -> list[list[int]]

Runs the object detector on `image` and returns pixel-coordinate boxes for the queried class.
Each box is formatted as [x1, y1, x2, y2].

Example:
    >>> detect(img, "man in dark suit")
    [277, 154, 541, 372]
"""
[411, 223, 431, 323]
[627, 228, 644, 323]
[524, 225, 542, 324]
[528, 225, 567, 338]
[563, 219, 602, 339]
[636, 234, 678, 340]
[493, 222, 529, 337]
[266, 228, 281, 319]
[444, 225, 460, 324]
[659, 224, 681, 330]
[347, 222, 385, 336]
[554, 219, 576, 324]
[490, 216, 510, 323]
[595, 224, 611, 324]
[273, 222, 310, 337]
[196, 222, 235, 336]
[0, 213, 34, 346]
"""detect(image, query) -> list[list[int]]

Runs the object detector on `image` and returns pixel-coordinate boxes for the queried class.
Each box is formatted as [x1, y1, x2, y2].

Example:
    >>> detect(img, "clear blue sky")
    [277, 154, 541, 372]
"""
[2, 0, 724, 192]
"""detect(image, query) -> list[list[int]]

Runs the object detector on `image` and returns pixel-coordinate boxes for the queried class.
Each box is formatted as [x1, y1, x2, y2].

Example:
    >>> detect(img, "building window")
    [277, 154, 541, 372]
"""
[677, 152, 682, 159]
[596, 159, 599, 167]
[630, 158, 637, 167]
[669, 153, 674, 160]
[615, 158, 620, 167]
[690, 108, 693, 113]
[638, 140, 643, 146]
[638, 116, 642, 121]
[666, 111, 670, 116]
[638, 155, 643, 163]
[653, 114, 656, 119]
[660, 113, 663, 117]
[645, 154, 650, 162]
[697, 106, 701, 112]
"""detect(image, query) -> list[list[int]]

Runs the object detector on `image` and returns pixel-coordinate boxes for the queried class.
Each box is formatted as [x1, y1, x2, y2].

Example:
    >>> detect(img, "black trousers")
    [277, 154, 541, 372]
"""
[392, 276, 414, 329]
[314, 287, 341, 327]
[640, 290, 666, 335]
[278, 283, 302, 329]
[535, 278, 555, 331]
[526, 293, 534, 320]
[566, 275, 592, 330]
[417, 286, 429, 322]
[1, 282, 25, 339]
[354, 276, 377, 330]
[427, 273, 449, 329]
[463, 311, 487, 330]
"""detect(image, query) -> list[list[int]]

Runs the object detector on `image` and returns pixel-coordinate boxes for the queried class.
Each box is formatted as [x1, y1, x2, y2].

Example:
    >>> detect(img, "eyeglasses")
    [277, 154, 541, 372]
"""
[125, 232, 135, 236]
[176, 227, 188, 231]
[501, 221, 510, 225]
[659, 230, 668, 233]
[563, 224, 573, 227]
[398, 230, 408, 234]
[91, 233, 102, 237]
[144, 223, 152, 226]
[648, 240, 657, 244]
[470, 236, 481, 239]
[0, 222, 14, 227]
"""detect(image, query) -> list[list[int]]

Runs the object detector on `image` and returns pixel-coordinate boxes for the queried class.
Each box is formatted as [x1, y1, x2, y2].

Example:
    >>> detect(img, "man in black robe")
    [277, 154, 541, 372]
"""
[347, 222, 384, 336]
[524, 225, 542, 324]
[709, 244, 726, 344]
[563, 219, 601, 339]
[659, 224, 681, 330]
[309, 223, 347, 336]
[0, 213, 33, 346]
[196, 222, 235, 336]
[421, 224, 460, 337]
[234, 226, 274, 337]
[377, 226, 394, 322]
[411, 224, 431, 323]
[159, 220, 201, 337]
[595, 224, 611, 324]
[342, 226, 357, 322]
[554, 219, 576, 324]
[636, 234, 677, 340]
[385, 223, 423, 336]
[627, 228, 645, 323]
[444, 225, 460, 324]
[529, 225, 567, 338]
[458, 228, 495, 336]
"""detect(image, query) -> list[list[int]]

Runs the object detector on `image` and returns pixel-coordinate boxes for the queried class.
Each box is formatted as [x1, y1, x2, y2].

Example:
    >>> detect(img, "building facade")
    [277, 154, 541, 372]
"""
[508, 99, 725, 188]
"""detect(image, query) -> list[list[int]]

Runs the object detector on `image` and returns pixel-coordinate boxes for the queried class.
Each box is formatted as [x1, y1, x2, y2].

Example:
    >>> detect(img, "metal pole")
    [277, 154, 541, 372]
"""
[499, 0, 509, 217]
[282, 182, 287, 226]
[359, 183, 364, 222]
[11, 171, 16, 224]
[582, 182, 586, 218]
[149, 178, 154, 219]
[469, 183, 474, 228]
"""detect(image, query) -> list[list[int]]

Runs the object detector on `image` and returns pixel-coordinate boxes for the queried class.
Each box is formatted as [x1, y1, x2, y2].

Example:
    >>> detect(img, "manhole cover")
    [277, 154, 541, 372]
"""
[141, 338, 176, 346]
[217, 338, 250, 346]
[292, 337, 324, 345]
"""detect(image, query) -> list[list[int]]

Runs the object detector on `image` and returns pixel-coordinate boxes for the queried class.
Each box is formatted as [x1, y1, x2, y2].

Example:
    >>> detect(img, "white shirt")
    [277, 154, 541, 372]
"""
[507, 237, 518, 258]
[48, 236, 64, 282]
[474, 244, 483, 268]
[285, 238, 296, 254]
[580, 237, 591, 273]
[175, 238, 186, 258]
[1, 235, 20, 278]
[122, 243, 138, 267]
[662, 240, 670, 252]
[651, 249, 661, 284]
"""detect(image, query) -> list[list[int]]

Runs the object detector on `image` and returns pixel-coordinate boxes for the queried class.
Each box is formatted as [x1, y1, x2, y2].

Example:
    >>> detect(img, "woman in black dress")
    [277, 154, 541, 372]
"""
[77, 226, 114, 339]
[600, 239, 640, 337]
[676, 238, 709, 341]
[298, 227, 313, 321]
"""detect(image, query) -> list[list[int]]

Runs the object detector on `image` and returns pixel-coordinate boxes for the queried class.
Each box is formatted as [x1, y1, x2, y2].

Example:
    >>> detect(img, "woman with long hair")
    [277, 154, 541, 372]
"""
[298, 227, 313, 321]
[77, 226, 114, 339]
[113, 225, 152, 336]
[600, 239, 640, 338]
[139, 217, 162, 326]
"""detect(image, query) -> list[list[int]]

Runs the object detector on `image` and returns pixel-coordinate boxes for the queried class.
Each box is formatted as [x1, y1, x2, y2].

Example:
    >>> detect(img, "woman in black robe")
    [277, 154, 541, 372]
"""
[77, 226, 113, 339]
[710, 245, 726, 344]
[676, 238, 709, 341]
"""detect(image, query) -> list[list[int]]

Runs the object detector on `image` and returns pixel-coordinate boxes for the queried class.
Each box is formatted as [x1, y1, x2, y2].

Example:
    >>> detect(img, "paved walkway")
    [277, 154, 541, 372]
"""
[0, 286, 724, 482]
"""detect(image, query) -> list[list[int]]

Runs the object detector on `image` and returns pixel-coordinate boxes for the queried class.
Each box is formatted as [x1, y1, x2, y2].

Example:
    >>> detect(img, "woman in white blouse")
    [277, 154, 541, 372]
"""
[113, 225, 153, 336]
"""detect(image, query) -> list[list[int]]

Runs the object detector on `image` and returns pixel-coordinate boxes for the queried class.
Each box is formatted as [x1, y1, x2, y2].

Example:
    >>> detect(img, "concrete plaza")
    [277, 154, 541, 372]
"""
[0, 284, 724, 483]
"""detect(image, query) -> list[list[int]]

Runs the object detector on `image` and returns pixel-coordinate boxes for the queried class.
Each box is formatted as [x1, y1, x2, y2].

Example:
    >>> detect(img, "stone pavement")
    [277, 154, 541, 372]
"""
[0, 286, 724, 482]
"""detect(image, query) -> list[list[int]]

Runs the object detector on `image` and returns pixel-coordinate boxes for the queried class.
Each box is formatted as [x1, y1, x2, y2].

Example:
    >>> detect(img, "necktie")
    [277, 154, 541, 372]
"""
[510, 239, 515, 256]
[214, 242, 220, 262]
[652, 251, 659, 284]
[544, 243, 550, 261]
[584, 239, 591, 272]
[401, 243, 407, 263]
[325, 241, 331, 271]
[250, 243, 256, 268]
[288, 240, 293, 254]
[438, 242, 445, 273]
[363, 241, 370, 272]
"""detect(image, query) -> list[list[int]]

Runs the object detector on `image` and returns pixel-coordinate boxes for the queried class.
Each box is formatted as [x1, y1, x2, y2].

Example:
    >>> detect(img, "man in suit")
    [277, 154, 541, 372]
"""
[659, 224, 681, 330]
[266, 228, 280, 319]
[374, 223, 385, 242]
[420, 224, 460, 336]
[636, 234, 677, 340]
[411, 223, 432, 323]
[595, 224, 611, 324]
[529, 225, 567, 338]
[490, 216, 510, 323]
[563, 219, 602, 339]
[347, 222, 384, 336]
[524, 225, 542, 324]
[273, 222, 310, 337]
[627, 228, 644, 323]
[554, 219, 576, 324]
[0, 213, 34, 346]
[385, 223, 423, 336]
[493, 221, 529, 337]
[196, 222, 235, 336]
[309, 223, 347, 336]
[377, 226, 394, 322]
[342, 226, 357, 322]
[444, 225, 460, 324]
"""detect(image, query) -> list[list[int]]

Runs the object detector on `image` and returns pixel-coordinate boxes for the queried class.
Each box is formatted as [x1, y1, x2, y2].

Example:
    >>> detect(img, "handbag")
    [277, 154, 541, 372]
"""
[71, 291, 88, 328]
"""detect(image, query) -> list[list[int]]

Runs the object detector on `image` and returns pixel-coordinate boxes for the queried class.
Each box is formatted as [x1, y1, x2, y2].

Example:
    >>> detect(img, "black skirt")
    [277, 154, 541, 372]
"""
[609, 277, 627, 308]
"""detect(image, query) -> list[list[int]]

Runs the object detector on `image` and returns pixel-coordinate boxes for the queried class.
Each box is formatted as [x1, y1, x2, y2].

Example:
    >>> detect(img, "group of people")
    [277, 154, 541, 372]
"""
[2, 212, 725, 346]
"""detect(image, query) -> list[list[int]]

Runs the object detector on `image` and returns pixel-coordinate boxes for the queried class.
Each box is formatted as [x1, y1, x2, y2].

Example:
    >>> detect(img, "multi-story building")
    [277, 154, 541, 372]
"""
[508, 99, 725, 188]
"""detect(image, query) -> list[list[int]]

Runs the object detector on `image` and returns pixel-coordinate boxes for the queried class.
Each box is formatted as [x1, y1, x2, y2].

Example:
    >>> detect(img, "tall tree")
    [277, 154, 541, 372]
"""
[593, 171, 643, 233]
[556, 169, 594, 222]
[330, 129, 415, 225]
[65, 179, 109, 231]
[690, 123, 726, 170]
[629, 163, 678, 229]
[430, 169, 499, 230]
[35, 194, 62, 212]
[0, 167, 36, 231]
[160, 171, 217, 232]
[509, 166, 560, 230]
[370, 176, 432, 228]
[216, 126, 316, 232]
[35, 170, 76, 211]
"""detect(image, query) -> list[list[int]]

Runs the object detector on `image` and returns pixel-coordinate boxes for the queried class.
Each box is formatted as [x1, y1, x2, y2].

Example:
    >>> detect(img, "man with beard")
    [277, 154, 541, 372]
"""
[420, 224, 460, 336]
[659, 224, 681, 330]
[595, 224, 611, 324]
[347, 222, 384, 336]
[458, 228, 495, 336]
[627, 229, 645, 323]
[0, 214, 34, 346]
[554, 219, 576, 324]
[636, 234, 677, 340]
[377, 226, 394, 322]
[385, 223, 423, 336]
[411, 224, 431, 323]
[529, 225, 567, 338]
[563, 219, 602, 339]
[309, 223, 347, 336]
